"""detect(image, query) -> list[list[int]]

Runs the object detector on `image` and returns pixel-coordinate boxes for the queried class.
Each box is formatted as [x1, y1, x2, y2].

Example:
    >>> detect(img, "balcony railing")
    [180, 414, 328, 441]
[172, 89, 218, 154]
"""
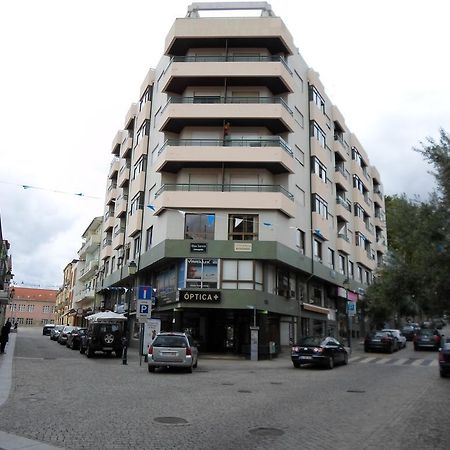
[335, 164, 348, 179]
[336, 196, 352, 212]
[337, 233, 350, 242]
[162, 96, 293, 115]
[158, 137, 293, 157]
[154, 183, 294, 200]
[167, 55, 293, 75]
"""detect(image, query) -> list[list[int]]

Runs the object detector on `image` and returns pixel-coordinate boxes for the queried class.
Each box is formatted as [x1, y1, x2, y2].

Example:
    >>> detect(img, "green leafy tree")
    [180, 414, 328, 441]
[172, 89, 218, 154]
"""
[366, 129, 450, 324]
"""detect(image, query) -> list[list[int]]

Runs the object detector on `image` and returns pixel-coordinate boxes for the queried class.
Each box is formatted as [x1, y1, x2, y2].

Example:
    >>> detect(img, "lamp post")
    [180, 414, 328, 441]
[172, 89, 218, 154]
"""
[122, 260, 137, 365]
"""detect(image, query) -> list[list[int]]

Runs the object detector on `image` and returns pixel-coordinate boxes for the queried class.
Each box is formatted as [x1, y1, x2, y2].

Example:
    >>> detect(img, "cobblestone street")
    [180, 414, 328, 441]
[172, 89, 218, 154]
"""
[0, 328, 449, 450]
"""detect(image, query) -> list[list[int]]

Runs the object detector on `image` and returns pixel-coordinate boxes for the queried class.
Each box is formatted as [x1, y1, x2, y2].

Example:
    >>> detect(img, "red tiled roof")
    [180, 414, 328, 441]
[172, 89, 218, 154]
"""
[12, 287, 58, 302]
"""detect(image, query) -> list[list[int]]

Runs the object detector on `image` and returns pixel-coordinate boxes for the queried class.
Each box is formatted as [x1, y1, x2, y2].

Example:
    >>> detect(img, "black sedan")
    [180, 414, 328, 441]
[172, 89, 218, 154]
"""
[66, 328, 87, 350]
[438, 339, 450, 377]
[414, 329, 442, 351]
[291, 336, 348, 369]
[364, 330, 397, 353]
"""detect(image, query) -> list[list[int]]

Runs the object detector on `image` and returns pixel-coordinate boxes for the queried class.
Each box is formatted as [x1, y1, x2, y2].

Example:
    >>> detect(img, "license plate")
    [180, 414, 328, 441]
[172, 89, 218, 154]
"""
[422, 337, 429, 341]
[103, 347, 113, 351]
[301, 356, 313, 360]
[372, 339, 381, 342]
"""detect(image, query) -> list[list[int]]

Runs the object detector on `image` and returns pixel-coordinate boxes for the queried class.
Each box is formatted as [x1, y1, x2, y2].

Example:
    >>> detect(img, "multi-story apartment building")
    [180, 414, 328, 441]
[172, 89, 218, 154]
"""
[72, 217, 102, 325]
[56, 259, 78, 325]
[7, 287, 57, 327]
[95, 2, 387, 356]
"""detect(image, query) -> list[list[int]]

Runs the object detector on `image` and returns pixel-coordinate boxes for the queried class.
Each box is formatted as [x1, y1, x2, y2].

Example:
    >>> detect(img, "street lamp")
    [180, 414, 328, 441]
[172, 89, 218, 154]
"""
[122, 260, 137, 365]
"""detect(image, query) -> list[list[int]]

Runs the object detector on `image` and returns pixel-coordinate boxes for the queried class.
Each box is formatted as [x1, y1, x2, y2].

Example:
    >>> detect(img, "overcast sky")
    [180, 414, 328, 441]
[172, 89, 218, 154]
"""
[1, 0, 448, 288]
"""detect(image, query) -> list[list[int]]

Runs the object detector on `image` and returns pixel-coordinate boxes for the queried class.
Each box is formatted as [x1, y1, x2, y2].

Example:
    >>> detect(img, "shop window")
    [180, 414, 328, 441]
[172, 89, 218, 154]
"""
[186, 258, 218, 289]
[221, 260, 263, 290]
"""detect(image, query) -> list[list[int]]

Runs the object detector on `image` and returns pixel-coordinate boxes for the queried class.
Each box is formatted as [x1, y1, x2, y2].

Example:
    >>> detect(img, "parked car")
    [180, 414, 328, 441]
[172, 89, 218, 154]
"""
[50, 325, 65, 341]
[414, 329, 442, 351]
[42, 323, 55, 336]
[382, 329, 407, 350]
[147, 332, 198, 373]
[57, 326, 78, 345]
[291, 336, 348, 369]
[66, 328, 87, 350]
[364, 330, 397, 353]
[400, 324, 417, 341]
[80, 321, 124, 358]
[438, 339, 450, 377]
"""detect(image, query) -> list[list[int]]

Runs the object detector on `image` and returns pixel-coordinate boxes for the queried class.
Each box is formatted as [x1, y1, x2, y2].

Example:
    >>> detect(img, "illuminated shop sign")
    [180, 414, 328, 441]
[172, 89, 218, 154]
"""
[179, 290, 221, 303]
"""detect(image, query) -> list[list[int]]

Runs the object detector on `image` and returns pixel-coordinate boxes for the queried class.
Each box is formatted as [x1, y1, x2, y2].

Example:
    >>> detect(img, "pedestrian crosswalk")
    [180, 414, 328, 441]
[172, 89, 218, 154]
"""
[349, 355, 439, 367]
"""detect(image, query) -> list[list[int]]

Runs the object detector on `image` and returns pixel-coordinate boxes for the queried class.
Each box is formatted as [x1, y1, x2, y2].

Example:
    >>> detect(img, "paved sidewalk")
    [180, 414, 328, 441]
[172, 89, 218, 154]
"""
[0, 333, 63, 450]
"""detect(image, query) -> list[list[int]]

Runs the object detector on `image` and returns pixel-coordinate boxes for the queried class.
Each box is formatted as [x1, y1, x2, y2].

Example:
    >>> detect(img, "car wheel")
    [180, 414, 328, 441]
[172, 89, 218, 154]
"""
[193, 359, 198, 369]
[364, 347, 370, 353]
[388, 345, 394, 354]
[186, 366, 193, 373]
[343, 353, 348, 365]
[148, 366, 155, 373]
[293, 361, 300, 368]
[414, 345, 419, 351]
[103, 333, 115, 345]
[440, 369, 446, 378]
[80, 346, 85, 354]
[326, 357, 334, 370]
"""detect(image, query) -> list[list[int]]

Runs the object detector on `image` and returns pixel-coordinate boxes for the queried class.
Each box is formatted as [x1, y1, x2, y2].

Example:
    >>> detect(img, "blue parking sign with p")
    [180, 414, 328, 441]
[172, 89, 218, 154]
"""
[140, 303, 149, 314]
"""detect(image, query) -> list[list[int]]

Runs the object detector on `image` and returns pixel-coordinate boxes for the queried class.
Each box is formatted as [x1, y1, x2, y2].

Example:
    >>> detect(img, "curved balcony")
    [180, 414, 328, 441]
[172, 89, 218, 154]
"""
[155, 137, 294, 174]
[162, 55, 293, 95]
[152, 183, 295, 217]
[159, 96, 294, 134]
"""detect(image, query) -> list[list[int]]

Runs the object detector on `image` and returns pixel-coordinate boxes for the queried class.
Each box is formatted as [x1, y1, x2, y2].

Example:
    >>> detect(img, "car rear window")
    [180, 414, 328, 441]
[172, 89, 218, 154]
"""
[298, 337, 323, 346]
[153, 336, 188, 348]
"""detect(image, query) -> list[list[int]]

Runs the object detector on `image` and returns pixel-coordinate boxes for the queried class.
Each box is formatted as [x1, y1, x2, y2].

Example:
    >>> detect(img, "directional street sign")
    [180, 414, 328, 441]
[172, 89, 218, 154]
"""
[346, 301, 356, 316]
[138, 286, 153, 300]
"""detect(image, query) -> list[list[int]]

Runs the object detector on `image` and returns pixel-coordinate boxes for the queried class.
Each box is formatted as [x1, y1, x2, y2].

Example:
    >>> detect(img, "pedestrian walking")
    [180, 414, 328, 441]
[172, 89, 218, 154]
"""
[0, 318, 12, 353]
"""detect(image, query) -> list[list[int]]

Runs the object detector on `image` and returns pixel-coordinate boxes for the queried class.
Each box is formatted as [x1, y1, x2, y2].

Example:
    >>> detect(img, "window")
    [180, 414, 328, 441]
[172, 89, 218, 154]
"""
[357, 266, 363, 282]
[311, 121, 326, 148]
[328, 248, 335, 269]
[19, 304, 26, 312]
[221, 260, 263, 290]
[353, 175, 367, 195]
[185, 213, 215, 240]
[145, 226, 153, 252]
[43, 305, 51, 313]
[294, 145, 305, 165]
[135, 120, 149, 147]
[228, 215, 258, 240]
[312, 194, 328, 219]
[295, 107, 304, 128]
[9, 303, 16, 311]
[312, 157, 327, 183]
[338, 254, 346, 274]
[186, 258, 218, 289]
[296, 229, 305, 253]
[17, 318, 24, 325]
[348, 261, 354, 279]
[133, 235, 141, 260]
[26, 318, 33, 325]
[130, 192, 144, 215]
[132, 156, 147, 180]
[313, 239, 322, 261]
[310, 86, 325, 114]
[139, 86, 152, 111]
[27, 304, 34, 312]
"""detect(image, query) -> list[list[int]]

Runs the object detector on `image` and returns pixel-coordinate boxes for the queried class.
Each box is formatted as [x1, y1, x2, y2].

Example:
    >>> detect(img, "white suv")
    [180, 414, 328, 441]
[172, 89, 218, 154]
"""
[147, 332, 198, 373]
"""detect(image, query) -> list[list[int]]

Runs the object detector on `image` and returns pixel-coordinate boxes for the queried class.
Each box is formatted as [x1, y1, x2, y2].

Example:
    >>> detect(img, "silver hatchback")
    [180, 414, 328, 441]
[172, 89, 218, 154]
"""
[148, 332, 198, 373]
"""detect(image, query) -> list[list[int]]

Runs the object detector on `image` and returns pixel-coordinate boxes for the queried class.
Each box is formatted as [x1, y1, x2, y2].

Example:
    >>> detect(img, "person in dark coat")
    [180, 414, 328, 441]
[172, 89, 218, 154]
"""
[0, 319, 12, 353]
